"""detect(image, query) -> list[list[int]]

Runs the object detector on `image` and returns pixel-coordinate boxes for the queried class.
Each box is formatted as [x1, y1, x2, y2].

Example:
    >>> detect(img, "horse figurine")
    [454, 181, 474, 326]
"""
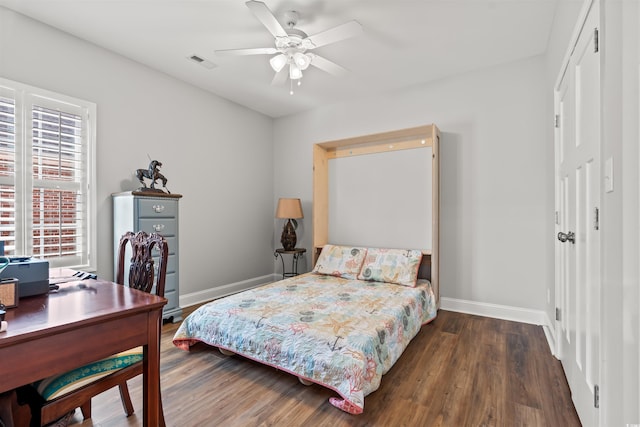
[136, 160, 170, 193]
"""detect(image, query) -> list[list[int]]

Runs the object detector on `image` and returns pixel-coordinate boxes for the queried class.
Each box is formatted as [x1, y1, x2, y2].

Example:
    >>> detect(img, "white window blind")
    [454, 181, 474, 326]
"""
[0, 78, 96, 269]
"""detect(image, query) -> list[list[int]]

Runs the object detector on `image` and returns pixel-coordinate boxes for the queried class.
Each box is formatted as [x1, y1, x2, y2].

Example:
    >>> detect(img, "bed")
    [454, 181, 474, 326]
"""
[173, 245, 438, 414]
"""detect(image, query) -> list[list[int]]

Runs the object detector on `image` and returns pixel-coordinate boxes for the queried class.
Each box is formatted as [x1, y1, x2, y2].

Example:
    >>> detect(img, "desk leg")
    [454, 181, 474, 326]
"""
[144, 309, 164, 427]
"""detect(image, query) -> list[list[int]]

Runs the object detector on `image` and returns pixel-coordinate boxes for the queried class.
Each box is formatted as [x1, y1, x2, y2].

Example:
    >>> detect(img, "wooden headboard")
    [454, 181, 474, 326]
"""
[312, 124, 440, 306]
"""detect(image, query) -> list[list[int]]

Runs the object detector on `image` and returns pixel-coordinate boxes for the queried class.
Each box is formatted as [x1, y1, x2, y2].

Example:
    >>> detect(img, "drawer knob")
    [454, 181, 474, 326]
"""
[153, 224, 165, 232]
[153, 204, 165, 213]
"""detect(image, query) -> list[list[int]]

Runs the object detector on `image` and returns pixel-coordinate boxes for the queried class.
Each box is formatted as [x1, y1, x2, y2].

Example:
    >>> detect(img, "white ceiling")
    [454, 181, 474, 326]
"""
[0, 0, 559, 118]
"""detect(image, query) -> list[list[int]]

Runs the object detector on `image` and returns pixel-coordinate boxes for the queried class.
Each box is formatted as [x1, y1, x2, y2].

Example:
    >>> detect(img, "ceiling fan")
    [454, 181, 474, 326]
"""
[216, 1, 363, 90]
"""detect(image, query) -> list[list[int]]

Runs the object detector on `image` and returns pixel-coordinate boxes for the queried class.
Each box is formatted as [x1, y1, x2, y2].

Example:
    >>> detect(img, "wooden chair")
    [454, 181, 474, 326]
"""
[34, 231, 168, 426]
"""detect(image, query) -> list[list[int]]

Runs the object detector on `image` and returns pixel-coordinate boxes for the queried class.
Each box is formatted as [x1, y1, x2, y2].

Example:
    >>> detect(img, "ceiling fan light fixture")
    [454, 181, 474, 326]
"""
[289, 64, 303, 80]
[222, 2, 363, 89]
[269, 54, 288, 72]
[293, 52, 311, 70]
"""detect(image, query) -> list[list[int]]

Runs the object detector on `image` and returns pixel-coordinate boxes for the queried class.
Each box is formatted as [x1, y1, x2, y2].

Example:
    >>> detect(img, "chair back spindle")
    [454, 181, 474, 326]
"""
[116, 231, 168, 298]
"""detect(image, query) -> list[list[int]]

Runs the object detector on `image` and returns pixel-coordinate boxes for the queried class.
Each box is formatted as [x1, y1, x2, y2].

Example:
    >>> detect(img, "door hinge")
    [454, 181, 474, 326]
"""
[594, 28, 599, 53]
[556, 307, 561, 321]
[554, 114, 560, 128]
[594, 207, 599, 230]
[555, 211, 560, 225]
[594, 384, 600, 408]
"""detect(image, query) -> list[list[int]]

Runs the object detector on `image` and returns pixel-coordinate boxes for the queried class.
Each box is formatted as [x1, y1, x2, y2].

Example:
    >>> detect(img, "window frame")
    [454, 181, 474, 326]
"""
[0, 77, 97, 270]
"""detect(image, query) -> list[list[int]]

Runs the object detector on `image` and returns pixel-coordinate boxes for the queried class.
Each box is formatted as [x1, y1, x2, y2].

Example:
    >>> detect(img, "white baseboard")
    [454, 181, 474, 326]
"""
[440, 297, 547, 325]
[542, 312, 558, 357]
[180, 274, 278, 308]
[440, 297, 558, 355]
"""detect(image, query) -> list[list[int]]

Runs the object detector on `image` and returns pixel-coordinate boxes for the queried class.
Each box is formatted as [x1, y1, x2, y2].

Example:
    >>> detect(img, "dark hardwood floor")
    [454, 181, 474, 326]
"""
[69, 309, 580, 427]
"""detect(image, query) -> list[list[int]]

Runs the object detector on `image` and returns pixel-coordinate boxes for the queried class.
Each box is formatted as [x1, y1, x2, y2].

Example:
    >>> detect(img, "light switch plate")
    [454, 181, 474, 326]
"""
[604, 157, 613, 193]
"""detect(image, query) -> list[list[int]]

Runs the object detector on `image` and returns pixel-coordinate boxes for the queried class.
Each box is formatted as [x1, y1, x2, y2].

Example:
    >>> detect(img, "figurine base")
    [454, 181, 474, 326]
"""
[124, 189, 182, 199]
[136, 187, 168, 194]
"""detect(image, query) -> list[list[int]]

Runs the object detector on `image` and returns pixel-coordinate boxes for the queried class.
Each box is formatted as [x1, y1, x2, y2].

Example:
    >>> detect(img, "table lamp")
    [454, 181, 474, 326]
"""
[275, 198, 303, 251]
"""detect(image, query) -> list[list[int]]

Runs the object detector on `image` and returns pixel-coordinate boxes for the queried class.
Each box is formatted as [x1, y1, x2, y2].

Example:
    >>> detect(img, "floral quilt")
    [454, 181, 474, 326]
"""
[173, 273, 437, 414]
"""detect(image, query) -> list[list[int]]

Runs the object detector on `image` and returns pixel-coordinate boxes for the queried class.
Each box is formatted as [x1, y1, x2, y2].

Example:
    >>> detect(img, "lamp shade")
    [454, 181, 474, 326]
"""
[289, 64, 303, 80]
[276, 198, 303, 219]
[269, 54, 288, 73]
[293, 52, 311, 70]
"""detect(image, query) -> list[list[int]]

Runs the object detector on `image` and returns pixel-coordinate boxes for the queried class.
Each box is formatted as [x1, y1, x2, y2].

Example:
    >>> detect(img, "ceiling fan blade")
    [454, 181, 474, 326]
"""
[215, 47, 278, 56]
[309, 54, 348, 76]
[245, 1, 288, 38]
[271, 68, 288, 86]
[305, 20, 363, 49]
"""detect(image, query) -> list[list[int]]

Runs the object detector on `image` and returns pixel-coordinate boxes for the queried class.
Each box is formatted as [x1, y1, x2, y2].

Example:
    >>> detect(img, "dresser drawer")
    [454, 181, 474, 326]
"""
[139, 218, 177, 236]
[162, 236, 177, 255]
[164, 289, 178, 311]
[153, 254, 176, 276]
[150, 274, 176, 297]
[151, 236, 177, 257]
[164, 272, 177, 293]
[166, 254, 177, 274]
[137, 199, 178, 218]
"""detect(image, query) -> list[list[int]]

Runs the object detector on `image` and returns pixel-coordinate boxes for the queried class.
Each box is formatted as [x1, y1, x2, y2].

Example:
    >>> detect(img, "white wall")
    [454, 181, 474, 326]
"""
[544, 0, 640, 424]
[602, 0, 640, 424]
[274, 55, 549, 312]
[619, 0, 640, 420]
[619, 1, 640, 422]
[0, 8, 275, 300]
[328, 147, 432, 250]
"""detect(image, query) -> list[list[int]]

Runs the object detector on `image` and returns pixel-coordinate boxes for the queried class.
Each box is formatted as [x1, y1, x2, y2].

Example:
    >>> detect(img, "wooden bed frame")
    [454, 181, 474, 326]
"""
[312, 124, 440, 306]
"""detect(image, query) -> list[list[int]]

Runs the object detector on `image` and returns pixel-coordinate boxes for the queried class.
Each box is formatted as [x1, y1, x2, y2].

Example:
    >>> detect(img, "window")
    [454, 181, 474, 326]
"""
[0, 78, 96, 269]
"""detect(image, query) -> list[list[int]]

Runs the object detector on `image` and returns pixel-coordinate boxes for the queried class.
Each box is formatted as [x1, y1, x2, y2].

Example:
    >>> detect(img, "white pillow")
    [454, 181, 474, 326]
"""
[357, 247, 423, 287]
[312, 244, 367, 280]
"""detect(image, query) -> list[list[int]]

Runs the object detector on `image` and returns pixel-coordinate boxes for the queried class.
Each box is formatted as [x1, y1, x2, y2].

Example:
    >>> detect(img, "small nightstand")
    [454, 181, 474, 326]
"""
[274, 248, 306, 279]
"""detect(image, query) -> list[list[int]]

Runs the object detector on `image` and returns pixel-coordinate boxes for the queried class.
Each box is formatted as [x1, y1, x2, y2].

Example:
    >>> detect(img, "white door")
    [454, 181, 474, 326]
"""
[554, 2, 601, 425]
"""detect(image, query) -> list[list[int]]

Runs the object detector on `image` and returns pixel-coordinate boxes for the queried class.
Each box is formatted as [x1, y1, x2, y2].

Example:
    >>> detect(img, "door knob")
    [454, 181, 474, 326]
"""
[557, 231, 575, 244]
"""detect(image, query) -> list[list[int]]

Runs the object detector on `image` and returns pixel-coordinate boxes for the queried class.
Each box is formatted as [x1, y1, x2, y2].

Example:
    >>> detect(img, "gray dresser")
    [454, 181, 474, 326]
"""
[112, 191, 183, 322]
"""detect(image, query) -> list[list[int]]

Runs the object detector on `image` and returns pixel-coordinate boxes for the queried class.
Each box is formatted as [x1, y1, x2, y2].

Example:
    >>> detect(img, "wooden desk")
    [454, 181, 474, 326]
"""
[0, 273, 167, 426]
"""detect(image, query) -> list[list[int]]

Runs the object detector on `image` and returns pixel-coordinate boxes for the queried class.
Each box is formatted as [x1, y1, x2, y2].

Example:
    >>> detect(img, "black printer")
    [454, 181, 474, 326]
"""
[0, 257, 49, 298]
